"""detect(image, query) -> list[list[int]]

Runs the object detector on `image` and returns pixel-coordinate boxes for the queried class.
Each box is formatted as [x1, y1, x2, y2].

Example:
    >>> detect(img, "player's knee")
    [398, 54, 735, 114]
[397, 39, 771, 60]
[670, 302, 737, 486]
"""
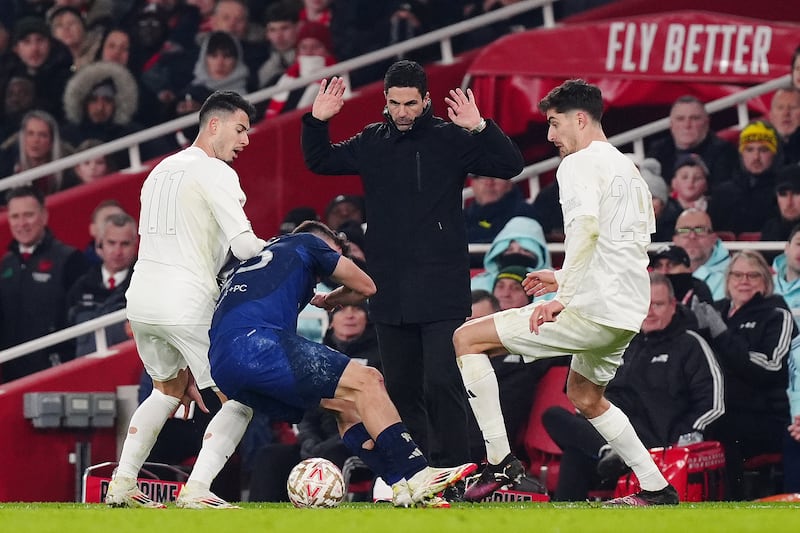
[566, 387, 600, 416]
[452, 323, 472, 354]
[356, 366, 385, 395]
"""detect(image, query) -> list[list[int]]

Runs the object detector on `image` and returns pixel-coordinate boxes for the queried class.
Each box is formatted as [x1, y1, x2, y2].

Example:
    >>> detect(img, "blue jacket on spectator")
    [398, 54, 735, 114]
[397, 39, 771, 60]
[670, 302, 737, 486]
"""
[773, 253, 800, 328]
[693, 239, 730, 301]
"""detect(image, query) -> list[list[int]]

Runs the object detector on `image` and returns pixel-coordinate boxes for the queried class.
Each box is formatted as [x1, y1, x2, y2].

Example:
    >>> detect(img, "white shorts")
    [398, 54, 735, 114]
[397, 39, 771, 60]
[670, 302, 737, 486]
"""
[129, 321, 215, 389]
[493, 303, 636, 386]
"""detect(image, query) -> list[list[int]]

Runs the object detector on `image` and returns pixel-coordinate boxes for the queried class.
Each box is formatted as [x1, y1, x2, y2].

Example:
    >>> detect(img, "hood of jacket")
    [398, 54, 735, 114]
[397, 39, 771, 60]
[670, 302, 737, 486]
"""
[773, 253, 800, 303]
[62, 60, 138, 125]
[191, 33, 249, 93]
[482, 216, 550, 273]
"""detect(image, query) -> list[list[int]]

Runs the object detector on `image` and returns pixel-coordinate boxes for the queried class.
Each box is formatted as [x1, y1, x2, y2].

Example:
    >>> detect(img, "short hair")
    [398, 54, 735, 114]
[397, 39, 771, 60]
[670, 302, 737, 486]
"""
[471, 289, 501, 312]
[725, 250, 774, 297]
[91, 198, 124, 222]
[198, 90, 256, 127]
[384, 60, 427, 97]
[264, 1, 300, 24]
[292, 220, 350, 257]
[648, 271, 676, 300]
[538, 79, 604, 122]
[671, 94, 706, 112]
[99, 212, 137, 240]
[5, 185, 45, 207]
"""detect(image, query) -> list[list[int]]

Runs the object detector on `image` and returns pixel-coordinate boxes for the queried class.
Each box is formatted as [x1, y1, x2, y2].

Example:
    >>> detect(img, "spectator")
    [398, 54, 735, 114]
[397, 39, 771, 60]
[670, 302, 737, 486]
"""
[492, 265, 533, 311]
[692, 250, 794, 500]
[787, 323, 800, 493]
[761, 166, 800, 242]
[66, 211, 137, 356]
[301, 0, 331, 25]
[543, 272, 724, 501]
[632, 154, 679, 243]
[279, 205, 319, 234]
[48, 5, 102, 71]
[61, 60, 169, 165]
[530, 179, 564, 241]
[302, 61, 524, 468]
[470, 216, 550, 293]
[0, 74, 37, 142]
[62, 138, 115, 189]
[175, 30, 249, 121]
[670, 153, 710, 213]
[204, 0, 268, 79]
[768, 87, 800, 166]
[256, 1, 300, 89]
[469, 288, 500, 320]
[263, 21, 344, 119]
[0, 109, 69, 195]
[772, 223, 800, 328]
[83, 198, 126, 265]
[0, 186, 89, 382]
[323, 194, 365, 231]
[47, 0, 116, 30]
[464, 174, 538, 244]
[646, 95, 739, 193]
[673, 208, 730, 300]
[649, 243, 714, 305]
[336, 219, 366, 264]
[708, 121, 782, 235]
[5, 16, 73, 121]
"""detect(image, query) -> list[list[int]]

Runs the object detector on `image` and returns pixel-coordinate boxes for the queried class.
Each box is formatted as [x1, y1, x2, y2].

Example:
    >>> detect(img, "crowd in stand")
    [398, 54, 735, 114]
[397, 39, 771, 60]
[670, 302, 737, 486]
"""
[1, 0, 800, 504]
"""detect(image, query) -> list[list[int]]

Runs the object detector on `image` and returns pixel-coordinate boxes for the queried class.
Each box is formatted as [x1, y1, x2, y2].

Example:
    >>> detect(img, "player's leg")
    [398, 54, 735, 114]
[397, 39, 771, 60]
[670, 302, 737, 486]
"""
[568, 349, 678, 506]
[106, 322, 186, 508]
[454, 308, 534, 501]
[174, 326, 252, 509]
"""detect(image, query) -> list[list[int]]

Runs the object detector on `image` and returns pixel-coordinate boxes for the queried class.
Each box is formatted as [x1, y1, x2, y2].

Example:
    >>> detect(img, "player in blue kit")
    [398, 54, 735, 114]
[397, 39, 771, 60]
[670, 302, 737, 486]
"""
[209, 221, 476, 507]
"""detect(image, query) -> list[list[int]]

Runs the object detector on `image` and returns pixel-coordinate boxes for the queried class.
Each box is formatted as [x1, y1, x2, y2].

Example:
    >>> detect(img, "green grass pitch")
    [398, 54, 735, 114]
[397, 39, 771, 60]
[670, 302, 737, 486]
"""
[1, 502, 799, 533]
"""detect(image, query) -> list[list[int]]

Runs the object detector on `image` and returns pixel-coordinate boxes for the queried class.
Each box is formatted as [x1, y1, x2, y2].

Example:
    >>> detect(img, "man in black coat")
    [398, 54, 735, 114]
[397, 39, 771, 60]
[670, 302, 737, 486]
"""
[301, 60, 524, 467]
[0, 186, 89, 382]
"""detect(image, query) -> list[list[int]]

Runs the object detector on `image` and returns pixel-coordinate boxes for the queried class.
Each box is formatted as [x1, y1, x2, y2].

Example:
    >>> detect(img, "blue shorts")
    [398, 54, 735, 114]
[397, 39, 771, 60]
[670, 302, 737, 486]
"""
[209, 327, 350, 423]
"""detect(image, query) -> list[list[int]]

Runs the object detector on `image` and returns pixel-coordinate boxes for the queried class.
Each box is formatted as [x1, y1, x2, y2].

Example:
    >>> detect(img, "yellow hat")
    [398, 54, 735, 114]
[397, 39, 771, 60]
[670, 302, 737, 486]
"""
[739, 121, 778, 153]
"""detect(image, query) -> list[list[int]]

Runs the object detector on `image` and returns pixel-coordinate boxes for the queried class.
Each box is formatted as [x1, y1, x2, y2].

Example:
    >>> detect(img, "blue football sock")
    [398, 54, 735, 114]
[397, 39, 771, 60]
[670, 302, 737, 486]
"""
[342, 423, 402, 484]
[374, 422, 428, 482]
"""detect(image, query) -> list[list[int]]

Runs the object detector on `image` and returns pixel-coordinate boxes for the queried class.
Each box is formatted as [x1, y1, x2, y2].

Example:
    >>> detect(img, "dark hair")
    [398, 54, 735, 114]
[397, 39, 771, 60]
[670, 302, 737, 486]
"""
[95, 26, 131, 63]
[264, 1, 300, 24]
[789, 222, 800, 242]
[538, 79, 604, 122]
[292, 220, 350, 257]
[206, 31, 238, 59]
[49, 6, 85, 28]
[199, 90, 256, 126]
[648, 271, 675, 300]
[384, 60, 427, 96]
[5, 185, 45, 207]
[793, 45, 800, 71]
[471, 289, 501, 312]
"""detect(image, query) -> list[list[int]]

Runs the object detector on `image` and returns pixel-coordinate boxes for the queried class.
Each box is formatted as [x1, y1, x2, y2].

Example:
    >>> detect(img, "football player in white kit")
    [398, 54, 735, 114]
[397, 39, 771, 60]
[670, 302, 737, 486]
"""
[105, 91, 266, 509]
[455, 80, 679, 506]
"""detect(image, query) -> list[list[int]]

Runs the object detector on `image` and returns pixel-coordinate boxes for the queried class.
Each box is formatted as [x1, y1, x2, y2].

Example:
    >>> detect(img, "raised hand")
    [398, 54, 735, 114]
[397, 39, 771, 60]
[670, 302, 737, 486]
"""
[312, 77, 346, 121]
[444, 87, 482, 130]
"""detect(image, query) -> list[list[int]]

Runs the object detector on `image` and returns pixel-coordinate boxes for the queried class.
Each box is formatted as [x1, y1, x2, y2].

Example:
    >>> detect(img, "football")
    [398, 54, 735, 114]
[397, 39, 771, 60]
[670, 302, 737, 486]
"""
[286, 457, 346, 508]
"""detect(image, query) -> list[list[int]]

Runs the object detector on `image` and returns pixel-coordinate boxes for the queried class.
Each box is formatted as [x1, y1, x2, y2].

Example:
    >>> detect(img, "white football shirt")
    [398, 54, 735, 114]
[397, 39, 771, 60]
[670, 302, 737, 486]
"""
[556, 141, 655, 332]
[126, 146, 254, 325]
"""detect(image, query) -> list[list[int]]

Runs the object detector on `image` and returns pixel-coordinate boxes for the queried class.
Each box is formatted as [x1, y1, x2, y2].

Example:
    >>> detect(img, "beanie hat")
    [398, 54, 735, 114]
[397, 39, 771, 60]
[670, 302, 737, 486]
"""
[493, 265, 530, 289]
[13, 16, 50, 43]
[673, 153, 709, 176]
[739, 121, 778, 153]
[296, 21, 333, 54]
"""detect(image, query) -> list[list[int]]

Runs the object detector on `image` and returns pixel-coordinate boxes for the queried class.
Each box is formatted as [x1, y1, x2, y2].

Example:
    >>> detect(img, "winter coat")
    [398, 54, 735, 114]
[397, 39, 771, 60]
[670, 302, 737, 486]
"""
[693, 239, 731, 301]
[607, 305, 725, 447]
[301, 104, 524, 323]
[464, 186, 539, 244]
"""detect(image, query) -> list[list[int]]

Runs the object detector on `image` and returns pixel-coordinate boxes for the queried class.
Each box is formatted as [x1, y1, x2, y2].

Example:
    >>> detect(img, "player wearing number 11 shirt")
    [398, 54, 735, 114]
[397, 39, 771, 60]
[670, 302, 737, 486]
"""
[454, 80, 679, 506]
[106, 91, 267, 509]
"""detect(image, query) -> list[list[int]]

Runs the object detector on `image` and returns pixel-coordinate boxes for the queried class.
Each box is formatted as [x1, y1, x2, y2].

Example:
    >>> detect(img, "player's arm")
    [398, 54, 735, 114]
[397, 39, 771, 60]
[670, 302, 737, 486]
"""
[230, 230, 267, 260]
[315, 255, 376, 310]
[553, 214, 599, 307]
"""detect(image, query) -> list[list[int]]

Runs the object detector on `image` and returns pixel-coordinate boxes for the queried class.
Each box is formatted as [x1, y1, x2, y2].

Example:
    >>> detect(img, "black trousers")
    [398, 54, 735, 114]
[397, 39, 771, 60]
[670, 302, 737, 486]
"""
[375, 320, 471, 466]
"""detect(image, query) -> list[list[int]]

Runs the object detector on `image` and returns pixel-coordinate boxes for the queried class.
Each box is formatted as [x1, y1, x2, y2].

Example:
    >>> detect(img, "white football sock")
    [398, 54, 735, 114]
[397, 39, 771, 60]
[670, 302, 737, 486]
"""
[588, 403, 667, 491]
[115, 389, 179, 480]
[186, 400, 253, 490]
[459, 353, 511, 464]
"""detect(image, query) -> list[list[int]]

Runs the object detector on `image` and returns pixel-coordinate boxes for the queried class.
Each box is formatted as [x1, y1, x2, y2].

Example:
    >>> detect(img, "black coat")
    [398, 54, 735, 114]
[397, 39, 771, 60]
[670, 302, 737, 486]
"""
[709, 293, 793, 421]
[707, 166, 781, 235]
[607, 305, 725, 447]
[646, 131, 739, 193]
[0, 230, 89, 381]
[302, 106, 524, 324]
[65, 264, 132, 356]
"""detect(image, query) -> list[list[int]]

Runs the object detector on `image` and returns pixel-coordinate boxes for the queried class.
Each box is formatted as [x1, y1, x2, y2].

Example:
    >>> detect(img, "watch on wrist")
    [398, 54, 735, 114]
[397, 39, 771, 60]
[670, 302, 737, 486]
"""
[470, 118, 487, 134]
